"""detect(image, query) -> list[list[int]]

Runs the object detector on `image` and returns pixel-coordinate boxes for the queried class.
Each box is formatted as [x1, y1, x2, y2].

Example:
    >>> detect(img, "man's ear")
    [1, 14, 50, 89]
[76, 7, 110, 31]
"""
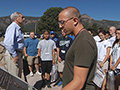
[15, 16, 18, 21]
[73, 17, 78, 26]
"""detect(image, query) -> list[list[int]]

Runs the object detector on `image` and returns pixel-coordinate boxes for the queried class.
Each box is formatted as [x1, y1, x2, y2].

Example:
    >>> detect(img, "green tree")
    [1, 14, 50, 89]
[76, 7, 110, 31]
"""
[20, 25, 27, 33]
[37, 7, 63, 34]
[83, 22, 91, 29]
[91, 23, 99, 35]
[83, 22, 99, 35]
[0, 28, 5, 33]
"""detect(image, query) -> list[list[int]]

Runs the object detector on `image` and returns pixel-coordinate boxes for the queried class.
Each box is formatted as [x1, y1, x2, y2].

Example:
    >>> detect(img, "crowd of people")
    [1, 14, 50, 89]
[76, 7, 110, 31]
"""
[2, 6, 120, 90]
[88, 26, 120, 90]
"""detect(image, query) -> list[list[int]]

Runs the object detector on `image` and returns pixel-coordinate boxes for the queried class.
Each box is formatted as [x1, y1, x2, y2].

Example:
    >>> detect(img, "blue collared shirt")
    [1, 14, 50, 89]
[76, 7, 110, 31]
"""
[24, 37, 39, 56]
[4, 22, 24, 57]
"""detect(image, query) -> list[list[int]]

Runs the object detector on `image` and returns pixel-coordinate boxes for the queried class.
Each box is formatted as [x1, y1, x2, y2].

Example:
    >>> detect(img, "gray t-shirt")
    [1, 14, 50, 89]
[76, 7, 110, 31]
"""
[37, 39, 56, 61]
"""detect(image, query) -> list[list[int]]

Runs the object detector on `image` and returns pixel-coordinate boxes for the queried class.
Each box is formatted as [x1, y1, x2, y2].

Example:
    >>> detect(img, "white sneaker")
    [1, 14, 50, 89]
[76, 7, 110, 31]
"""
[36, 71, 42, 75]
[30, 72, 34, 77]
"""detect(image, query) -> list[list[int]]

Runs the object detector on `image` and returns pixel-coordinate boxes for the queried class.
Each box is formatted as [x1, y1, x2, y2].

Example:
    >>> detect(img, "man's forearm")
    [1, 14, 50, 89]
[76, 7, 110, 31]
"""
[23, 47, 27, 55]
[38, 49, 41, 57]
[53, 52, 55, 61]
[56, 47, 59, 58]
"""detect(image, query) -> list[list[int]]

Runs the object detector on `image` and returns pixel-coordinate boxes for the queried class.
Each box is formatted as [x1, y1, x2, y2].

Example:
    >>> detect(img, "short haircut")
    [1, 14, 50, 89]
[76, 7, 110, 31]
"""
[10, 12, 21, 21]
[110, 26, 116, 30]
[98, 29, 106, 35]
[30, 31, 34, 34]
[61, 6, 82, 23]
[106, 31, 110, 35]
[87, 28, 93, 33]
[44, 30, 49, 34]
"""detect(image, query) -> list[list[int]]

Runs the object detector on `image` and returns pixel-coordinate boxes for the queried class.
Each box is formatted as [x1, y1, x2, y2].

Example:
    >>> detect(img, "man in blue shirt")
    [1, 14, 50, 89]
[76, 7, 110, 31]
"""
[68, 34, 75, 40]
[24, 32, 41, 77]
[4, 12, 25, 78]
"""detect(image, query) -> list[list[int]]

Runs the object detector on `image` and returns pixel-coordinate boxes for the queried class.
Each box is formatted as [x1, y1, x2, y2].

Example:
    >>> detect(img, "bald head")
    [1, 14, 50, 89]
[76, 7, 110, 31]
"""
[59, 7, 82, 23]
[58, 7, 84, 36]
[109, 26, 116, 36]
[110, 26, 116, 31]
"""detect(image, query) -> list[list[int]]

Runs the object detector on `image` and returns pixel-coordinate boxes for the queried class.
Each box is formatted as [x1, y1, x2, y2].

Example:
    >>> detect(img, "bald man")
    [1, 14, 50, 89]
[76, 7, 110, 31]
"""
[24, 32, 41, 77]
[108, 26, 116, 46]
[58, 7, 97, 90]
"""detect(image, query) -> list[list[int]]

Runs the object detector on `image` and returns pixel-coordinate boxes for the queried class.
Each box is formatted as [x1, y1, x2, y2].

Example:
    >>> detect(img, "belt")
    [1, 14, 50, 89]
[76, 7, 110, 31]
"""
[15, 50, 22, 53]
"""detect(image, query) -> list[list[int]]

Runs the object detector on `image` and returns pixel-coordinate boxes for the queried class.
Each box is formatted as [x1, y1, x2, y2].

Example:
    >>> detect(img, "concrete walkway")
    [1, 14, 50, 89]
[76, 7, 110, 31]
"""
[26, 73, 62, 90]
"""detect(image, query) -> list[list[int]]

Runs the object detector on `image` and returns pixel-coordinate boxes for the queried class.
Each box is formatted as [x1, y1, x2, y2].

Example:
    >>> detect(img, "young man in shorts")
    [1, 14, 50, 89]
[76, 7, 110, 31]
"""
[37, 30, 56, 88]
[56, 29, 73, 86]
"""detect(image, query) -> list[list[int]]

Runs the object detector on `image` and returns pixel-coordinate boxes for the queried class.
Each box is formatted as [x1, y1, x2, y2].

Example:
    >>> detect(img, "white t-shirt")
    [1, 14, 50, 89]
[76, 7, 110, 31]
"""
[108, 36, 116, 46]
[97, 40, 111, 62]
[93, 35, 101, 42]
[108, 36, 116, 55]
[112, 43, 120, 69]
[37, 39, 56, 61]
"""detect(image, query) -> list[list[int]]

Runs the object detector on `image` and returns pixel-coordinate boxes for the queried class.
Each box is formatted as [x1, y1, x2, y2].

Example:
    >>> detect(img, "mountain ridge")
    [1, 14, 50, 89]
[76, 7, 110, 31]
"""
[0, 14, 120, 31]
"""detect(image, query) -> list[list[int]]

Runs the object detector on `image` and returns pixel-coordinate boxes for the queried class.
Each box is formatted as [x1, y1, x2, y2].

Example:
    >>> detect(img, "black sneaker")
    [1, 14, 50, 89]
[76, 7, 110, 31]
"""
[42, 80, 46, 88]
[47, 82, 51, 88]
[42, 84, 46, 88]
[47, 84, 51, 88]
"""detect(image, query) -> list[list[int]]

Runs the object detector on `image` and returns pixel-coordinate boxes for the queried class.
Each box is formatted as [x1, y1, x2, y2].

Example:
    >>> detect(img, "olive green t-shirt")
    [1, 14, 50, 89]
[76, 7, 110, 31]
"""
[62, 30, 97, 90]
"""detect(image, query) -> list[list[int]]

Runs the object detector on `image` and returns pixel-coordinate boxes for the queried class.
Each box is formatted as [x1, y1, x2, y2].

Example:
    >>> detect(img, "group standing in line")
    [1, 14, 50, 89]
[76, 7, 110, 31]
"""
[92, 26, 120, 90]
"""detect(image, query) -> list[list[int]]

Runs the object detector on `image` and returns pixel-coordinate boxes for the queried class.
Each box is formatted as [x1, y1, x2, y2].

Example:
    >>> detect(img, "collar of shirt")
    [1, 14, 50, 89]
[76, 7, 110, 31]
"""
[12, 22, 21, 30]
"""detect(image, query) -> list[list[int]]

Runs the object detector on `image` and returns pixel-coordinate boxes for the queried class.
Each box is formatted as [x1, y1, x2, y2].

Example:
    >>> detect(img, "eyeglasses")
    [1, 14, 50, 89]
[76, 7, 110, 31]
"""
[58, 17, 74, 25]
[58, 16, 81, 25]
[21, 16, 25, 19]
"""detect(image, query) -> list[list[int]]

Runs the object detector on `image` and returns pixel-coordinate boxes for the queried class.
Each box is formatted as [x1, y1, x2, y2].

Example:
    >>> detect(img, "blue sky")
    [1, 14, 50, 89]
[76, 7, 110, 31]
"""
[0, 0, 120, 21]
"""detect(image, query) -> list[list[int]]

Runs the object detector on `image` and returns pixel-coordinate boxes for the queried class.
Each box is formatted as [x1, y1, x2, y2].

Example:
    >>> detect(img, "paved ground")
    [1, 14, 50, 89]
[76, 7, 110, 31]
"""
[26, 73, 62, 90]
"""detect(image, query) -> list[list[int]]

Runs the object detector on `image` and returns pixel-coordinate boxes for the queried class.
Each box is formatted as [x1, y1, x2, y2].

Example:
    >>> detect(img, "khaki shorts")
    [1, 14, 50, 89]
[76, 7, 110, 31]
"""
[58, 60, 65, 72]
[97, 61, 109, 70]
[27, 56, 39, 65]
